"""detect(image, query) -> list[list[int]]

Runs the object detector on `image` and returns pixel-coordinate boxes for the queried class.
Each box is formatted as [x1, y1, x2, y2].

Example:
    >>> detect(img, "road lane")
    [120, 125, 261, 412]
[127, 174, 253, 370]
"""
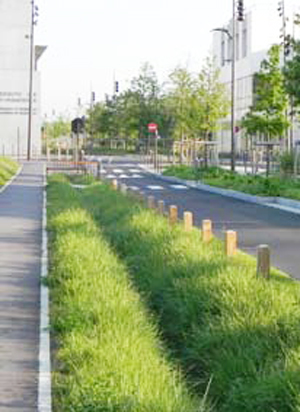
[99, 157, 300, 279]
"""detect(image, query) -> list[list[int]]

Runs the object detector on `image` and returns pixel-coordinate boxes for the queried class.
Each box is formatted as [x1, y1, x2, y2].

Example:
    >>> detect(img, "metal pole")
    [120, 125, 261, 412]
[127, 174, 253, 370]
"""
[17, 127, 20, 162]
[231, 0, 236, 172]
[27, 0, 34, 161]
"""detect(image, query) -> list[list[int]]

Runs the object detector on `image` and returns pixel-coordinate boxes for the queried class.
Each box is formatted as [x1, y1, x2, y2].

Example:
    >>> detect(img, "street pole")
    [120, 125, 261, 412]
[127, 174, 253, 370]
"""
[27, 0, 35, 161]
[231, 0, 236, 172]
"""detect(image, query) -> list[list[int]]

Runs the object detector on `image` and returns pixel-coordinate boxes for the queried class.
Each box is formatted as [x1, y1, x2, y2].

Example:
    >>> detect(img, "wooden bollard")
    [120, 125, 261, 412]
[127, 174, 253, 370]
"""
[184, 212, 193, 232]
[147, 196, 155, 209]
[169, 205, 178, 225]
[111, 179, 118, 190]
[225, 230, 237, 256]
[202, 220, 212, 242]
[257, 245, 270, 279]
[158, 200, 165, 215]
[120, 184, 127, 194]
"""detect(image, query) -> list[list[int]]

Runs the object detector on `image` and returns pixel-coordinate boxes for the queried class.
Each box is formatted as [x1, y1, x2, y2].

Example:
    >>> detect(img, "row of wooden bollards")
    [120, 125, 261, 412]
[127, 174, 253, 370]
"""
[110, 179, 270, 279]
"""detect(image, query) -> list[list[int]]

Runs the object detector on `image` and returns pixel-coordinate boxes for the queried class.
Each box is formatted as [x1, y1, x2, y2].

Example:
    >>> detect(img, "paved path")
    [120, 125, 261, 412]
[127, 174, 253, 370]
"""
[0, 162, 43, 411]
[96, 157, 300, 280]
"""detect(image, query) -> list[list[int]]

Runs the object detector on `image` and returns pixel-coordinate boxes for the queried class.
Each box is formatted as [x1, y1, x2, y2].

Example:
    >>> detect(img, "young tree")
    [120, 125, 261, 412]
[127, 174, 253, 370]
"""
[242, 44, 289, 140]
[283, 40, 300, 110]
[168, 67, 196, 140]
[196, 57, 229, 139]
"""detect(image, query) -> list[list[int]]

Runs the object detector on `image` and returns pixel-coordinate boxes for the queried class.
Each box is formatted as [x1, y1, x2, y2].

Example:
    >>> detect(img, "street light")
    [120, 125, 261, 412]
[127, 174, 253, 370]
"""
[27, 1, 38, 161]
[212, 0, 241, 172]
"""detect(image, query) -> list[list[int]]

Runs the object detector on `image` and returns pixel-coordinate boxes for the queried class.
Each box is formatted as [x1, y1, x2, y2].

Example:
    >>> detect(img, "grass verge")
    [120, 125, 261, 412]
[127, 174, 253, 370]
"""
[77, 179, 300, 412]
[47, 174, 201, 412]
[0, 156, 19, 186]
[163, 165, 300, 199]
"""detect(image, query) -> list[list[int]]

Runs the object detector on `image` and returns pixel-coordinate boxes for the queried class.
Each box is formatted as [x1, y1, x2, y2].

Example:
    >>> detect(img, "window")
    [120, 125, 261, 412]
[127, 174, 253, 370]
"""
[242, 28, 247, 58]
[236, 33, 240, 60]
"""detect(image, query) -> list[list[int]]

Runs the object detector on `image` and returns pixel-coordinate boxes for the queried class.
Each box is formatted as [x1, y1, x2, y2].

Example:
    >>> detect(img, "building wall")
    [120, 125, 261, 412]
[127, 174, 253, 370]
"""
[0, 0, 42, 157]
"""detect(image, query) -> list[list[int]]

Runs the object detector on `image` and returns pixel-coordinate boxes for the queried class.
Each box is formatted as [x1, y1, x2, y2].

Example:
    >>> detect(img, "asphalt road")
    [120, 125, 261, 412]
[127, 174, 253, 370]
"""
[0, 162, 43, 411]
[95, 156, 300, 280]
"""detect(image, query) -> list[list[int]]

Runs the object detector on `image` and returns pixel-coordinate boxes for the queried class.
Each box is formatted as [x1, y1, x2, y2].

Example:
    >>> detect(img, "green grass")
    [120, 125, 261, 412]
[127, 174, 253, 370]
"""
[163, 165, 300, 199]
[75, 180, 300, 412]
[47, 174, 201, 412]
[0, 156, 19, 186]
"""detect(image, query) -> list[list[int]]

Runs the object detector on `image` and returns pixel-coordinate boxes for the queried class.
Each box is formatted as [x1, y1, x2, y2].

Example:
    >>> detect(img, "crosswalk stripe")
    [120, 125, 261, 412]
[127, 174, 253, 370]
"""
[119, 174, 129, 178]
[169, 185, 188, 190]
[147, 185, 164, 190]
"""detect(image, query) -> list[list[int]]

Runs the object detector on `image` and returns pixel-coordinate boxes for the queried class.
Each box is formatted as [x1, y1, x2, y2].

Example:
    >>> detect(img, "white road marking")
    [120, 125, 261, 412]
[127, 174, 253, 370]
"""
[131, 174, 143, 178]
[147, 185, 164, 190]
[38, 165, 52, 411]
[169, 185, 188, 190]
[107, 174, 116, 178]
[128, 186, 140, 191]
[129, 169, 141, 173]
[113, 169, 124, 174]
[119, 174, 129, 178]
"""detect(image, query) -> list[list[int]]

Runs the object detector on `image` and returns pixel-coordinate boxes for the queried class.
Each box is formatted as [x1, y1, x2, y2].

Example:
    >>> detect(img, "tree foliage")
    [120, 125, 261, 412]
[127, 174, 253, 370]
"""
[242, 45, 289, 139]
[86, 59, 229, 141]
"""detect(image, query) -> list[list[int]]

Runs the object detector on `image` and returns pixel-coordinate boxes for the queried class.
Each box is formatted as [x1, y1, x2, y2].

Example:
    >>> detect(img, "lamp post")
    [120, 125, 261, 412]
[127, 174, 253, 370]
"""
[212, 0, 244, 172]
[27, 0, 38, 161]
[213, 24, 236, 172]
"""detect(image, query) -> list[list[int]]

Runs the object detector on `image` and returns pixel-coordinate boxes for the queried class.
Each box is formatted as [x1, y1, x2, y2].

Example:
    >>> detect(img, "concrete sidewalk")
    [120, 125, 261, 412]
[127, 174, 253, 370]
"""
[0, 162, 44, 411]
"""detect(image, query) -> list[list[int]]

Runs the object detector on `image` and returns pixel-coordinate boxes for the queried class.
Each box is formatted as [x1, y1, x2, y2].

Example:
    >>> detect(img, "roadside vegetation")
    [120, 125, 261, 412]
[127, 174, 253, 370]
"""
[47, 175, 201, 412]
[48, 174, 300, 411]
[163, 165, 300, 199]
[78, 179, 300, 412]
[0, 156, 19, 186]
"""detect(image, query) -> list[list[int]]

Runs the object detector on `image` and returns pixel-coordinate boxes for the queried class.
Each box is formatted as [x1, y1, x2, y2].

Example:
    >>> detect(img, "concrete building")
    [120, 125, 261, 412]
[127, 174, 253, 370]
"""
[212, 2, 300, 154]
[212, 11, 268, 153]
[0, 0, 46, 157]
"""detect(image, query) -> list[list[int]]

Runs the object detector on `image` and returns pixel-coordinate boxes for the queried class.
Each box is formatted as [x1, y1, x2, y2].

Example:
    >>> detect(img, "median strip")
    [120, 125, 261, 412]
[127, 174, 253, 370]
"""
[47, 175, 201, 411]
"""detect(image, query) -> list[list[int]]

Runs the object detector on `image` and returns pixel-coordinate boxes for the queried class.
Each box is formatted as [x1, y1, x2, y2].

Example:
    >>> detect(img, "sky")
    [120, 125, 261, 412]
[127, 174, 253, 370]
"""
[35, 0, 300, 120]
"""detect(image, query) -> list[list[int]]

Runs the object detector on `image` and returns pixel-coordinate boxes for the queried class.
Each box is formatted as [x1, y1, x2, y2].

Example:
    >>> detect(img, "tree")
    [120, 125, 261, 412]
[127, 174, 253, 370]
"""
[168, 67, 196, 140]
[242, 45, 289, 140]
[196, 57, 229, 139]
[283, 40, 300, 111]
[44, 116, 71, 140]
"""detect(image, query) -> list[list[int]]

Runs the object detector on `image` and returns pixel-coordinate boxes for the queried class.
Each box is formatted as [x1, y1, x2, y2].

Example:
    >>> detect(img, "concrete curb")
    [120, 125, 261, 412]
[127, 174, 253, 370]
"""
[0, 165, 23, 194]
[139, 164, 300, 215]
[38, 164, 52, 411]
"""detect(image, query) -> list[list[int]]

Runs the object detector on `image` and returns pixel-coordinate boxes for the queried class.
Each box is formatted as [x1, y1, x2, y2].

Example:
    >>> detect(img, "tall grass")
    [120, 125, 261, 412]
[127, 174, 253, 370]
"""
[47, 175, 201, 412]
[79, 181, 300, 412]
[0, 156, 19, 186]
[163, 165, 300, 199]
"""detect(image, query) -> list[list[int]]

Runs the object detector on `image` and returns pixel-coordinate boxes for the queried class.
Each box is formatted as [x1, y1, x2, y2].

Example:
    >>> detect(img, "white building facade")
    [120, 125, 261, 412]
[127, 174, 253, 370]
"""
[212, 11, 271, 153]
[0, 0, 45, 157]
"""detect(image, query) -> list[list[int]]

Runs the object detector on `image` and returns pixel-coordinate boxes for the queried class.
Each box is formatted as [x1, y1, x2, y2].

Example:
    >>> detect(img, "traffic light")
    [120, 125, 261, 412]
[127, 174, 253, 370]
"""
[237, 0, 244, 22]
[115, 81, 119, 93]
[284, 34, 292, 57]
[71, 117, 85, 134]
[91, 91, 96, 102]
[278, 1, 283, 17]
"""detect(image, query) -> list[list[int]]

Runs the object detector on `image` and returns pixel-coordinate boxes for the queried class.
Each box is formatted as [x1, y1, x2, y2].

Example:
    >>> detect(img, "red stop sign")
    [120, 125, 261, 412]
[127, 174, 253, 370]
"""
[148, 123, 158, 133]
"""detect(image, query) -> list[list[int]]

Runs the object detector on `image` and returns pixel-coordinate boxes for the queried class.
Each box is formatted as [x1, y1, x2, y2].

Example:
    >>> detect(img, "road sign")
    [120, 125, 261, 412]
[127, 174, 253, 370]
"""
[148, 123, 158, 133]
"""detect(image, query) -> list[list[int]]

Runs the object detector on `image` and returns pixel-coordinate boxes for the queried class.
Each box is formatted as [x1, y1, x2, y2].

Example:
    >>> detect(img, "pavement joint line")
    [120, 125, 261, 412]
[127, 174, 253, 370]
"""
[38, 164, 52, 412]
[0, 165, 23, 195]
